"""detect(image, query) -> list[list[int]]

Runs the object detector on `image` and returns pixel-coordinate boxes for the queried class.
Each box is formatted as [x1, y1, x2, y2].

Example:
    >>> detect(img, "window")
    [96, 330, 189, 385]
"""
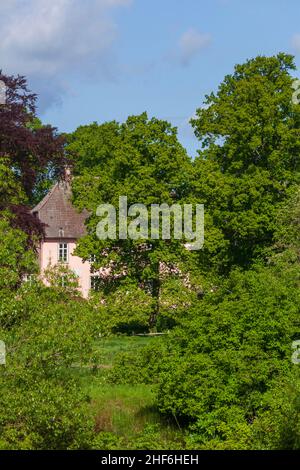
[58, 243, 68, 263]
[23, 274, 36, 286]
[89, 254, 96, 263]
[90, 275, 101, 291]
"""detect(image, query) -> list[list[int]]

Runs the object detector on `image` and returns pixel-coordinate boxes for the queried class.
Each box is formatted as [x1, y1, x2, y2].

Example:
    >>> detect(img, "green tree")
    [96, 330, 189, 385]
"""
[68, 113, 194, 328]
[0, 282, 97, 449]
[191, 53, 300, 269]
[0, 216, 37, 291]
[144, 261, 300, 449]
[134, 182, 300, 449]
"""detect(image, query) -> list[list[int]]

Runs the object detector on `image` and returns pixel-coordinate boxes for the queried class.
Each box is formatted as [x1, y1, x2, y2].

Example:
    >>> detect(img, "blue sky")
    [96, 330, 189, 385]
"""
[1, 0, 300, 156]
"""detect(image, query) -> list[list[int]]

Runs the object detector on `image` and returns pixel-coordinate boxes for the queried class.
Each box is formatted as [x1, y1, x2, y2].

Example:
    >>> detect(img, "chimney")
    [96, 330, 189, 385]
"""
[64, 166, 72, 183]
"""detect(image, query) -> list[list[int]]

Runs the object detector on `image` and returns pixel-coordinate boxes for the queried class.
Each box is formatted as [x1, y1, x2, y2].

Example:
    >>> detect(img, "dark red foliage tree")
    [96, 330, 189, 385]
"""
[0, 72, 68, 245]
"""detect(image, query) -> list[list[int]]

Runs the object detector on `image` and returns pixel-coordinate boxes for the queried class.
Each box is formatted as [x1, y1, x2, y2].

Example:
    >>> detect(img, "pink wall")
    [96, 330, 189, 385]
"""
[40, 239, 92, 298]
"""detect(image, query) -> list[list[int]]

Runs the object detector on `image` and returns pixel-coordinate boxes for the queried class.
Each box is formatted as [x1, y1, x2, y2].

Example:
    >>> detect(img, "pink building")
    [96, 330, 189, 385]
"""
[33, 181, 95, 298]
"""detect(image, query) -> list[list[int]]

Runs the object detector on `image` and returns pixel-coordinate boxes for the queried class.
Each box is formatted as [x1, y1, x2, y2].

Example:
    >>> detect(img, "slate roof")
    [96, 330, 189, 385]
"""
[32, 182, 88, 239]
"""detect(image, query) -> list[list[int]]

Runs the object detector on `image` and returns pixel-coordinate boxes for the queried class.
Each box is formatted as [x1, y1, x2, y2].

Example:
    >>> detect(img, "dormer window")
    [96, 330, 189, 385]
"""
[58, 242, 68, 263]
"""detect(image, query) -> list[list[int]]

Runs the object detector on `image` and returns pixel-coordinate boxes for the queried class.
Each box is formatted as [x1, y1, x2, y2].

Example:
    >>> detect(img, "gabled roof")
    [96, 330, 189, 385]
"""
[32, 181, 88, 239]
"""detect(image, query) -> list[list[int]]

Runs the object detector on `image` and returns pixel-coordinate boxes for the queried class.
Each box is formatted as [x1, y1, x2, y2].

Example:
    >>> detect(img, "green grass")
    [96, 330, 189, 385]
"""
[79, 335, 184, 448]
[90, 382, 156, 434]
[92, 335, 157, 367]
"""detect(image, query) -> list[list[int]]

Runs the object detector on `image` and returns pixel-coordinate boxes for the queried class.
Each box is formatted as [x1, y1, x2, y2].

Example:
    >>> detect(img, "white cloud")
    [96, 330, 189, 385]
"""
[178, 28, 211, 66]
[0, 0, 132, 110]
[292, 34, 300, 53]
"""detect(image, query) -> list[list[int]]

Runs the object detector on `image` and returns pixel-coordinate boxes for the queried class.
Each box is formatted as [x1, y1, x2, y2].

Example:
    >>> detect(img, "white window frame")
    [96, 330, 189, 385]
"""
[58, 242, 68, 263]
[61, 275, 67, 287]
[90, 275, 101, 291]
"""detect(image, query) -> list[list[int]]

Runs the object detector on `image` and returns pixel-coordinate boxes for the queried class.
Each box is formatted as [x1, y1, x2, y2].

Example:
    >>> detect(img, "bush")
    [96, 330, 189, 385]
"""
[135, 263, 300, 448]
[108, 337, 169, 385]
[0, 283, 98, 449]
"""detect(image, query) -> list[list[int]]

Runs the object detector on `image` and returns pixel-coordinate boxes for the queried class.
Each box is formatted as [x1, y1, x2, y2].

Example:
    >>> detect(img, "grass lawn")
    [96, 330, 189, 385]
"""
[79, 335, 184, 448]
[92, 335, 157, 368]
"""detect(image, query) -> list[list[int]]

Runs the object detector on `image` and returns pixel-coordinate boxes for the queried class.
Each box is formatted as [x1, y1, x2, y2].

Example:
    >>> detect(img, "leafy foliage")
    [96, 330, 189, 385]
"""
[0, 283, 97, 449]
[2, 53, 300, 450]
[190, 53, 300, 269]
[0, 72, 67, 243]
[69, 113, 194, 327]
